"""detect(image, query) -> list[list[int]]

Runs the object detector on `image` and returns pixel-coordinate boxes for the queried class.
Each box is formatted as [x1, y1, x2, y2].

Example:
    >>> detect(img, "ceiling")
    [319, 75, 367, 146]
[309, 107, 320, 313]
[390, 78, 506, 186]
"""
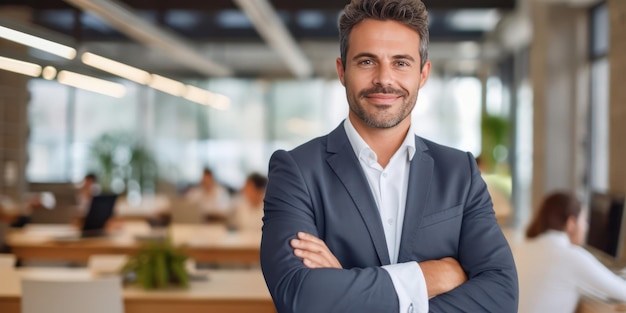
[0, 0, 517, 79]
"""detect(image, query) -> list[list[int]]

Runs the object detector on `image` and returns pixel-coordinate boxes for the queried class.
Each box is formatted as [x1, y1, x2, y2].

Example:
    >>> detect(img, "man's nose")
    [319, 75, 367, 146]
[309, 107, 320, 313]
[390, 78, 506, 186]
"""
[372, 64, 393, 86]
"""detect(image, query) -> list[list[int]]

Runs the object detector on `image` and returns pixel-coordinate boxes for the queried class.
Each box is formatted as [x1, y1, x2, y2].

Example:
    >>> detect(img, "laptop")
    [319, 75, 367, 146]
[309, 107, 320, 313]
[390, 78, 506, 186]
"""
[169, 198, 205, 224]
[52, 194, 117, 240]
[81, 194, 118, 237]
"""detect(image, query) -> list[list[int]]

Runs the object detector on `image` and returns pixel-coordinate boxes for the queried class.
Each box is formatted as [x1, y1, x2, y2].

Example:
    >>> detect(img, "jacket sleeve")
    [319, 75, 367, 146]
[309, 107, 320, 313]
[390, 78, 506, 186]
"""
[260, 149, 402, 313]
[428, 152, 519, 312]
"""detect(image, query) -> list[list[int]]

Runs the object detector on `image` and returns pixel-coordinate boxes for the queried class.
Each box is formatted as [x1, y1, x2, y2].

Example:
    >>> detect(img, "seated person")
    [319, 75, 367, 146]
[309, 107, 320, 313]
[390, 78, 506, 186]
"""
[229, 173, 267, 232]
[515, 191, 626, 313]
[76, 173, 101, 217]
[184, 168, 231, 223]
[0, 195, 20, 223]
[9, 192, 56, 227]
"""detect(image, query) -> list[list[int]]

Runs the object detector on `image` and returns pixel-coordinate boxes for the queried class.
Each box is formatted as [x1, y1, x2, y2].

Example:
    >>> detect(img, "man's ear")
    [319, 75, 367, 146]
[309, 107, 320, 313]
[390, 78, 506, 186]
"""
[418, 60, 431, 89]
[336, 58, 346, 86]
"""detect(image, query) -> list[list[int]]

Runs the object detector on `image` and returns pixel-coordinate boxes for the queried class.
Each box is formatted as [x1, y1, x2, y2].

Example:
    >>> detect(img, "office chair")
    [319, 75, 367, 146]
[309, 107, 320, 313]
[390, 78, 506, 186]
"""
[21, 276, 124, 313]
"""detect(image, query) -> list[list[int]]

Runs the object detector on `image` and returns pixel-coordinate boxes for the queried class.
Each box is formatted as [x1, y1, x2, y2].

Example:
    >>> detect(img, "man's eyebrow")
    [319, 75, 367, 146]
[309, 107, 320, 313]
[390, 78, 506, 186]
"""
[392, 54, 416, 62]
[351, 53, 416, 62]
[351, 53, 377, 61]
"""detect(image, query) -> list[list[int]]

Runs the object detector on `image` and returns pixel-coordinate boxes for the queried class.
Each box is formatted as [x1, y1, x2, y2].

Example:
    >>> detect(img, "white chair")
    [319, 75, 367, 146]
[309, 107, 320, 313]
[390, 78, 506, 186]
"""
[88, 254, 129, 276]
[21, 276, 124, 313]
[0, 253, 16, 268]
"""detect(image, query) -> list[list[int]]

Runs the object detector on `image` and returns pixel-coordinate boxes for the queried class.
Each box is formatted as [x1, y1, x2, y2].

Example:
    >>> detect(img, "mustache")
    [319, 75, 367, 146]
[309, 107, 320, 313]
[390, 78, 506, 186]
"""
[359, 86, 406, 98]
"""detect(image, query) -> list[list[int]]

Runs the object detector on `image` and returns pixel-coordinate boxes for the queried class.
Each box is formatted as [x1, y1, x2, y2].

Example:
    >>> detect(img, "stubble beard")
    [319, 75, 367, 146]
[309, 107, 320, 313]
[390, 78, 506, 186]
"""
[348, 86, 417, 129]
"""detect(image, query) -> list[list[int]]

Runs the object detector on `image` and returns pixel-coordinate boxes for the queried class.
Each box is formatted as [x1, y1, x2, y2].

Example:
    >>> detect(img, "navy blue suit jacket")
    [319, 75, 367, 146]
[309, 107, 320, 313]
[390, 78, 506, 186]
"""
[261, 124, 518, 313]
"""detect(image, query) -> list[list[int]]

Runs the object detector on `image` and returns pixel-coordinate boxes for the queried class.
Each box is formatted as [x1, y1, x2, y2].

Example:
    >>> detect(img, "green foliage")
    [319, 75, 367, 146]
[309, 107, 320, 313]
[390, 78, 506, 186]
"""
[121, 240, 189, 290]
[89, 132, 157, 193]
[481, 114, 510, 171]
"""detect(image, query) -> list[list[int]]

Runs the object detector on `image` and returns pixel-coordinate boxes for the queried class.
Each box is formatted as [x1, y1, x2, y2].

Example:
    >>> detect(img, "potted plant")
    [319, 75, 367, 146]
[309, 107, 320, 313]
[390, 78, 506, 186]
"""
[121, 240, 189, 289]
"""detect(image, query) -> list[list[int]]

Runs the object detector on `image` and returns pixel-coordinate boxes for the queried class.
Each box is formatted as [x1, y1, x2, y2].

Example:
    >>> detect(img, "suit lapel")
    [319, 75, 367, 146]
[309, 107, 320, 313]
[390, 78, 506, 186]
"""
[398, 137, 433, 263]
[326, 125, 391, 265]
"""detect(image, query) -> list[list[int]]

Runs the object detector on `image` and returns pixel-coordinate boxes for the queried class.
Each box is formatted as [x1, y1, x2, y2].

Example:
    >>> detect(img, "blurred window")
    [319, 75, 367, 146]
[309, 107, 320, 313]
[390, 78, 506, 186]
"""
[26, 80, 70, 182]
[588, 3, 609, 192]
[26, 76, 482, 189]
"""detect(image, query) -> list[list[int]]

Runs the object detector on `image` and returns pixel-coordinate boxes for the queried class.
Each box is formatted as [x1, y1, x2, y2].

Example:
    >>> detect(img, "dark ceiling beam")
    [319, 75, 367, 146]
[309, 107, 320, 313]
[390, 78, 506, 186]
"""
[421, 0, 515, 9]
[271, 0, 516, 10]
[2, 0, 516, 11]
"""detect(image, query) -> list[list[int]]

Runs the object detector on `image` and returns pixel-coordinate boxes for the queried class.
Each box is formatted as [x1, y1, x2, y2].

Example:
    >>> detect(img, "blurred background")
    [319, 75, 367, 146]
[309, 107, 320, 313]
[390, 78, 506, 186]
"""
[0, 0, 623, 241]
[0, 0, 624, 312]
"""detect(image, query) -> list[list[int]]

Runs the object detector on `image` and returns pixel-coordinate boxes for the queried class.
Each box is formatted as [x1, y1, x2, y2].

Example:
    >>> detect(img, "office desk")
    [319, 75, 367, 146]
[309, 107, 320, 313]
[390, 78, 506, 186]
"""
[6, 224, 261, 265]
[577, 296, 626, 313]
[0, 267, 275, 313]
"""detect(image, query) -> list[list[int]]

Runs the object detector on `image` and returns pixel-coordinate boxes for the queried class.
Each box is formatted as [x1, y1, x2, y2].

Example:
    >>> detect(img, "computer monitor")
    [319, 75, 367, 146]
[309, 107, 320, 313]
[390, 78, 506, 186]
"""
[586, 192, 626, 262]
[81, 194, 117, 237]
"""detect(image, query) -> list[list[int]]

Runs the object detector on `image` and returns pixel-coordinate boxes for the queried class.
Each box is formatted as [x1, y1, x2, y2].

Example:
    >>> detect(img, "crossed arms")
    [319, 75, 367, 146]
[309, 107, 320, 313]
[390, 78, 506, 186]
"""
[260, 149, 518, 313]
[291, 231, 467, 298]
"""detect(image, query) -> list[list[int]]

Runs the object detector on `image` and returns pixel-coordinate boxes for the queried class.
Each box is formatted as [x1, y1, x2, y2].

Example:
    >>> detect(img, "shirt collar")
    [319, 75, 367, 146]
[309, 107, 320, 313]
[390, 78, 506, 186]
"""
[541, 230, 572, 246]
[343, 118, 416, 165]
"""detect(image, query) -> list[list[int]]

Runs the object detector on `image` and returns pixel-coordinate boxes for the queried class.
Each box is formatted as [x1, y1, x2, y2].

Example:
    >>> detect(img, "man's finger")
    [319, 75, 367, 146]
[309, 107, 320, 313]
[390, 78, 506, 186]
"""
[290, 238, 326, 254]
[294, 249, 332, 267]
[297, 232, 327, 245]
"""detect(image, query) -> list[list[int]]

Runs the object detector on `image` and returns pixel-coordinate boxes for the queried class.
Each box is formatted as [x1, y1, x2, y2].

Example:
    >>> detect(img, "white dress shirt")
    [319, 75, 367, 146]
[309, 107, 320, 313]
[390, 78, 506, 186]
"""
[344, 119, 428, 313]
[184, 184, 231, 216]
[231, 195, 264, 231]
[515, 230, 626, 313]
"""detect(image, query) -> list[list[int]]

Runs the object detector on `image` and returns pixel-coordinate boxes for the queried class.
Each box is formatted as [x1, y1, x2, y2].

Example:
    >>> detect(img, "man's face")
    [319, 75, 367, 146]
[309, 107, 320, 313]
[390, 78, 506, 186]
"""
[336, 19, 430, 130]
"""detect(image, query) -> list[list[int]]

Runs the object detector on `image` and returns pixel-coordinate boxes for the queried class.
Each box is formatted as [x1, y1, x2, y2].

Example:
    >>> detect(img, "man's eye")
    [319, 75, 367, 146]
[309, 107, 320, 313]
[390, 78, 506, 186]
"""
[360, 60, 373, 65]
[397, 61, 409, 67]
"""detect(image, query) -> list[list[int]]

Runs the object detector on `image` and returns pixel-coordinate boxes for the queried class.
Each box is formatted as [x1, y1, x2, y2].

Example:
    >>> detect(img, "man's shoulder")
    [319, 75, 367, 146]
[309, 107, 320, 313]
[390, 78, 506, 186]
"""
[417, 136, 471, 160]
[274, 124, 345, 159]
[270, 135, 330, 168]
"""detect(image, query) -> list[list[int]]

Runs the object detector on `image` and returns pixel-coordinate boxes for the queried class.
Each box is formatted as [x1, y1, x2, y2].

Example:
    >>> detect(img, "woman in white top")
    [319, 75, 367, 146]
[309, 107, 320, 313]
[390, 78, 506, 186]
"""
[515, 191, 626, 313]
[230, 173, 267, 232]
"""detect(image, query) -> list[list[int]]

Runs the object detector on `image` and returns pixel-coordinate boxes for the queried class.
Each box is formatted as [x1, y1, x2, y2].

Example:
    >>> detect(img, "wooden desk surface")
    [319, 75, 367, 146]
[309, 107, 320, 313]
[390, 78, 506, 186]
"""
[0, 267, 275, 313]
[6, 224, 261, 264]
[577, 296, 626, 313]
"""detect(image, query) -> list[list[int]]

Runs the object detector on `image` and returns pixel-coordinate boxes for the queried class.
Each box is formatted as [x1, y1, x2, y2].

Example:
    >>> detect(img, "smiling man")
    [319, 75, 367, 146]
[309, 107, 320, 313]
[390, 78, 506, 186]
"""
[260, 1, 518, 312]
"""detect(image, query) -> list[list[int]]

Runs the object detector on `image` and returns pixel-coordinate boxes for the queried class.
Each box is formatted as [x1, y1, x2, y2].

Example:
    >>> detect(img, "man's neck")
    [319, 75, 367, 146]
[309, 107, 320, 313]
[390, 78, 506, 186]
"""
[349, 115, 410, 168]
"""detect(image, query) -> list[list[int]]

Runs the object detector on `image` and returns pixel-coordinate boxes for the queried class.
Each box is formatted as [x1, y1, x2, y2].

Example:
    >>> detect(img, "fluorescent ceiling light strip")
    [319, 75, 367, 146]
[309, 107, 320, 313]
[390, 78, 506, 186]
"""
[0, 26, 77, 59]
[211, 94, 231, 111]
[42, 66, 57, 80]
[184, 85, 230, 110]
[81, 52, 151, 84]
[233, 0, 313, 78]
[183, 85, 212, 105]
[63, 0, 232, 77]
[57, 70, 126, 98]
[149, 74, 186, 96]
[0, 56, 42, 77]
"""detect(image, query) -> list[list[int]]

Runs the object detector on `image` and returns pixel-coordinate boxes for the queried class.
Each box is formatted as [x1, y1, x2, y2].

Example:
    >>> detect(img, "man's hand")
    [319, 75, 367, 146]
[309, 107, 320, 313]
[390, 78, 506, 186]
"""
[290, 232, 342, 269]
[419, 257, 467, 298]
[290, 232, 466, 297]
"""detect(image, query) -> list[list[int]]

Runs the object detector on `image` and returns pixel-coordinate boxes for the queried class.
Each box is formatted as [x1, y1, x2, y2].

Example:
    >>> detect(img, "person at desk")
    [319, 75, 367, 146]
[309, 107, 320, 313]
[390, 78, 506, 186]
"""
[229, 173, 267, 232]
[76, 173, 100, 217]
[184, 168, 231, 223]
[515, 191, 626, 313]
[261, 0, 518, 312]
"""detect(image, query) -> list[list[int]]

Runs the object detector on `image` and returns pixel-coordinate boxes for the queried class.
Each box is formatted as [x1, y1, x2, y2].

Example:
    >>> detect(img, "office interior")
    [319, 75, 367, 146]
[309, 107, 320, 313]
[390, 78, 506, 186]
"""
[0, 0, 625, 312]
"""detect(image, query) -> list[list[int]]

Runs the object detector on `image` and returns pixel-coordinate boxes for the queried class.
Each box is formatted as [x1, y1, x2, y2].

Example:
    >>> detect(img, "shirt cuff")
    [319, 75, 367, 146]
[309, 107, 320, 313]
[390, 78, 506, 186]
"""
[382, 262, 428, 313]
